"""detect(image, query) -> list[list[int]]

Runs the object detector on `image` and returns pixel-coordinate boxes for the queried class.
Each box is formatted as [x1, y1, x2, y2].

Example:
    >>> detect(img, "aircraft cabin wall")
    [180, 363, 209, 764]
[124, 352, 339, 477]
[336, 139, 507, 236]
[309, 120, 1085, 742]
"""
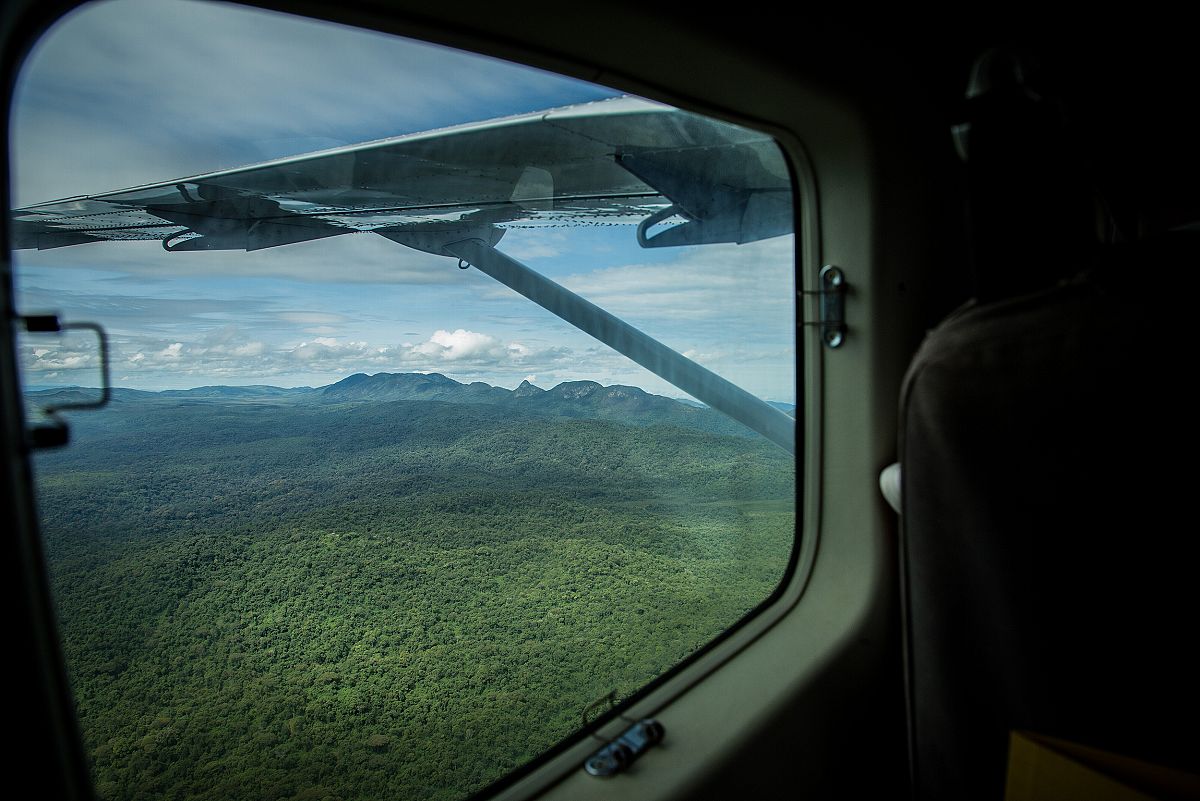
[1, 2, 995, 800]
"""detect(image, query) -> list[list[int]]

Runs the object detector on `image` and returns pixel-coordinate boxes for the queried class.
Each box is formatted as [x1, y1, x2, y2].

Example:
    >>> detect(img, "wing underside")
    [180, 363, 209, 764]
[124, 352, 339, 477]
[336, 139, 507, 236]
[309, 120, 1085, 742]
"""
[12, 97, 792, 252]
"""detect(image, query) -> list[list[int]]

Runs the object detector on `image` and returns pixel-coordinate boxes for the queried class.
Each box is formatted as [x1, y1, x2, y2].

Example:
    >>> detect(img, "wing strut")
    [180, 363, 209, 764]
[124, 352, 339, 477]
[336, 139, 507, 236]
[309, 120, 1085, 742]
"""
[442, 238, 795, 455]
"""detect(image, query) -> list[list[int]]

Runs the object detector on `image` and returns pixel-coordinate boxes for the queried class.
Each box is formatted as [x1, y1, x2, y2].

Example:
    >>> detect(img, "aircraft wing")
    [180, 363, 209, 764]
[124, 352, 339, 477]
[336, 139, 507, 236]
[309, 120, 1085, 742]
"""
[11, 96, 792, 252]
[12, 95, 796, 454]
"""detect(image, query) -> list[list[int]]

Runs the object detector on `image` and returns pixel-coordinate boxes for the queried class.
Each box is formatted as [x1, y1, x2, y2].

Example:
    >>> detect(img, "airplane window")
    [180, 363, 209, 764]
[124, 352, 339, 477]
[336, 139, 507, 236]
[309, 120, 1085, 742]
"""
[10, 1, 797, 799]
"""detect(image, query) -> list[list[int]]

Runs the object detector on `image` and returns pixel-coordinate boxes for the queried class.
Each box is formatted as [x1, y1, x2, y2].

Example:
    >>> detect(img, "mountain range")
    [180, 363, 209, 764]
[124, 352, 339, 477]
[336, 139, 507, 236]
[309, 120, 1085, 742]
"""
[26, 372, 795, 439]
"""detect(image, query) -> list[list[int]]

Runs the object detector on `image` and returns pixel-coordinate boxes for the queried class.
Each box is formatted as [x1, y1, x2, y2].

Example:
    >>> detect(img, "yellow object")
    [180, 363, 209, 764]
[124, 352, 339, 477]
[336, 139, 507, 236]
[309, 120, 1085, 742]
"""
[1005, 731, 1200, 801]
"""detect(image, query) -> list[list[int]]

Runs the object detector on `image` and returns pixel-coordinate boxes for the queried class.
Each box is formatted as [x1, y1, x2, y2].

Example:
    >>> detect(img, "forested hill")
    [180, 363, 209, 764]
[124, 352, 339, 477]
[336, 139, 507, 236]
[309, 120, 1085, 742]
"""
[29, 373, 794, 801]
[26, 371, 781, 438]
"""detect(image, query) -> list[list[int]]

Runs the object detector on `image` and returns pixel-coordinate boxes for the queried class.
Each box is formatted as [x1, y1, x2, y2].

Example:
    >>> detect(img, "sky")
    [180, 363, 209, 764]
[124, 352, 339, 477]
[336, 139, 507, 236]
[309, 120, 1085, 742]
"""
[11, 0, 796, 403]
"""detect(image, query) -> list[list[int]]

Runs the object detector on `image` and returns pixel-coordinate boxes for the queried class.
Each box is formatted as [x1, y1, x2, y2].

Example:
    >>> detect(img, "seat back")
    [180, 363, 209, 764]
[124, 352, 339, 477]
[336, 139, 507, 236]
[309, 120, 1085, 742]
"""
[900, 247, 1195, 797]
[899, 47, 1200, 800]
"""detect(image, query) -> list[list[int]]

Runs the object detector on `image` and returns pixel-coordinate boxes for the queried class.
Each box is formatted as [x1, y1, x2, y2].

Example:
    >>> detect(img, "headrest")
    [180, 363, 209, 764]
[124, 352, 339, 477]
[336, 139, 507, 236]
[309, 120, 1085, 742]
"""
[954, 48, 1096, 302]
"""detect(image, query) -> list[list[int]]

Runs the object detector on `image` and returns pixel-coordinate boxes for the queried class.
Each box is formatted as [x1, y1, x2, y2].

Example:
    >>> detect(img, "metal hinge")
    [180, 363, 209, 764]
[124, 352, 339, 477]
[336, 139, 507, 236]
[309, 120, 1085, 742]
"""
[800, 264, 848, 348]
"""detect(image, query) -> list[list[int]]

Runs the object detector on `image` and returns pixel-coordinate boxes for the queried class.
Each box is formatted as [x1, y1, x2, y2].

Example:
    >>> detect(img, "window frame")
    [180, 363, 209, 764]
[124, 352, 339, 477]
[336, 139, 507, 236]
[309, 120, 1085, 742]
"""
[1, 2, 911, 800]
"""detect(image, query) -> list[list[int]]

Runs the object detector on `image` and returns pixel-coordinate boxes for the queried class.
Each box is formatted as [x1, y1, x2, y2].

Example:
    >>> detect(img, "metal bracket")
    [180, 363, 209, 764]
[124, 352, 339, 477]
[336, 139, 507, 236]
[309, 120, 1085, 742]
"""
[579, 691, 664, 777]
[801, 265, 848, 348]
[20, 314, 112, 449]
[584, 718, 665, 777]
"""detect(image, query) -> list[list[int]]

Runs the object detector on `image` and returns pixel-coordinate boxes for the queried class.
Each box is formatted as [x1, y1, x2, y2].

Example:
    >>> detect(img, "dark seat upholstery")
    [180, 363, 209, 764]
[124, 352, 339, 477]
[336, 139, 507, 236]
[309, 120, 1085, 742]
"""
[899, 233, 1200, 799]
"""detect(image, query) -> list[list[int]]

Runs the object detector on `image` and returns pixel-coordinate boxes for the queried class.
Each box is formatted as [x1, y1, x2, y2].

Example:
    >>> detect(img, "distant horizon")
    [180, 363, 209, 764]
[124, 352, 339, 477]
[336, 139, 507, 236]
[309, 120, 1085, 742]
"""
[22, 369, 798, 407]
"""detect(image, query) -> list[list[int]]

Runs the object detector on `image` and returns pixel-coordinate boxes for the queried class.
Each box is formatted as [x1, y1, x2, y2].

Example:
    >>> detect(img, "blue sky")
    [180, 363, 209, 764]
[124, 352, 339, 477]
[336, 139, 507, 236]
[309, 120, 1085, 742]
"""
[11, 0, 795, 402]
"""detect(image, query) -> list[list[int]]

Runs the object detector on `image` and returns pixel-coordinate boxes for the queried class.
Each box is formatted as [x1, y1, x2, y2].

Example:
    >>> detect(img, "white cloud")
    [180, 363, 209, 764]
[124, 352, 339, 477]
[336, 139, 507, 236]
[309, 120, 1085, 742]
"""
[413, 329, 507, 362]
[20, 341, 99, 373]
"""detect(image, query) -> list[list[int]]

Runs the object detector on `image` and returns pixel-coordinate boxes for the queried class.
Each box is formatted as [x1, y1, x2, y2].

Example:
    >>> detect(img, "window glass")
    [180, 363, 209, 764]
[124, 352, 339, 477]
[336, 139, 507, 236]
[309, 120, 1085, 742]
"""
[12, 2, 797, 799]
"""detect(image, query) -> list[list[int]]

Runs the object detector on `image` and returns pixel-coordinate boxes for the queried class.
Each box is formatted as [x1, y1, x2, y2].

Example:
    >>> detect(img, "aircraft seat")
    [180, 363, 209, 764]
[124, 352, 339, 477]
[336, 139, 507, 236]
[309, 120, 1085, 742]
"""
[897, 47, 1200, 801]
